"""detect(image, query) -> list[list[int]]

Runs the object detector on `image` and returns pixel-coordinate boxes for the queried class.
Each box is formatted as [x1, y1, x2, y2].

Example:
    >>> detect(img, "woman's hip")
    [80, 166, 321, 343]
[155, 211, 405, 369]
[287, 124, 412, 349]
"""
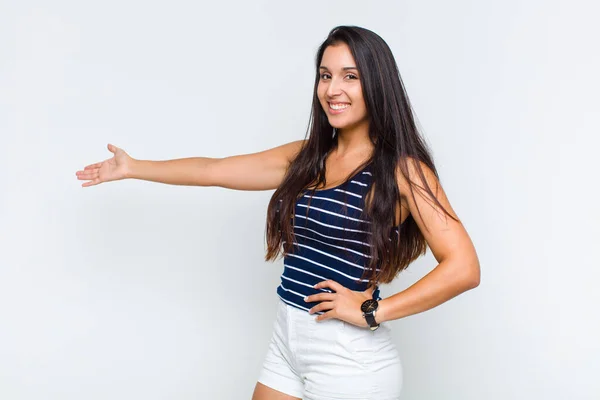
[272, 296, 403, 398]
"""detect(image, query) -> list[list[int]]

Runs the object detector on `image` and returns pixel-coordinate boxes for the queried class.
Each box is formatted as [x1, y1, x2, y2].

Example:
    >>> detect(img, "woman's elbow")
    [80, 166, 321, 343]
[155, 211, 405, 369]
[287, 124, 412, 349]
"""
[465, 257, 481, 289]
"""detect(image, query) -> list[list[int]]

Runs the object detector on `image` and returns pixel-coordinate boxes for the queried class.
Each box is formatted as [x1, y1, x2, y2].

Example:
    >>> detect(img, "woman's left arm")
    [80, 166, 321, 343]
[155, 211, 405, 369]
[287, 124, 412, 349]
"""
[377, 159, 481, 323]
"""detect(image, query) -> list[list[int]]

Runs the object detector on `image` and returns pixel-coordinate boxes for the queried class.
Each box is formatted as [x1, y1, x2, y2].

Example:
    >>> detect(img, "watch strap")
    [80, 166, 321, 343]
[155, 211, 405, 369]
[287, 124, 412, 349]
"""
[364, 311, 379, 330]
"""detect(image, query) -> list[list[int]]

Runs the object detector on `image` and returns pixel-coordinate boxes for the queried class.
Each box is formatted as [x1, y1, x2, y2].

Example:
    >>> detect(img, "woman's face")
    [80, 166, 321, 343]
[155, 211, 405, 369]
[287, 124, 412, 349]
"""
[317, 43, 369, 131]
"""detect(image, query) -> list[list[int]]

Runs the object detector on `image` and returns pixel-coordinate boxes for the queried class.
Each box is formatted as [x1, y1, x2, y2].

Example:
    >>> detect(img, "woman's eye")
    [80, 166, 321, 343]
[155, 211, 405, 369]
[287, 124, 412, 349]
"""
[319, 73, 358, 80]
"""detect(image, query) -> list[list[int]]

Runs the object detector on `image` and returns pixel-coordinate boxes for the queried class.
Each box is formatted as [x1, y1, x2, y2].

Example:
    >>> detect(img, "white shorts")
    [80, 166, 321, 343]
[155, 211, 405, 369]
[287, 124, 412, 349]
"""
[257, 297, 403, 400]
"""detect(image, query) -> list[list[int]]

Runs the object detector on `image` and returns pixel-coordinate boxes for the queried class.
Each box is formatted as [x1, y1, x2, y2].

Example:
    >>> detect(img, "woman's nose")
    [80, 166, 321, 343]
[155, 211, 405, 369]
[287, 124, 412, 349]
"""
[326, 78, 342, 97]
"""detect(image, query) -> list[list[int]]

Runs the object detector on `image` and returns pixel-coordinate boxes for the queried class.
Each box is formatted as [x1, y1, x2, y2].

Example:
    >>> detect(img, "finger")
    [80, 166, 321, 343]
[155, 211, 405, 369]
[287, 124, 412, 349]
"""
[76, 168, 98, 175]
[107, 143, 119, 153]
[304, 293, 336, 303]
[315, 309, 336, 322]
[81, 178, 100, 187]
[314, 279, 344, 292]
[309, 301, 334, 315]
[83, 163, 102, 170]
[76, 171, 99, 180]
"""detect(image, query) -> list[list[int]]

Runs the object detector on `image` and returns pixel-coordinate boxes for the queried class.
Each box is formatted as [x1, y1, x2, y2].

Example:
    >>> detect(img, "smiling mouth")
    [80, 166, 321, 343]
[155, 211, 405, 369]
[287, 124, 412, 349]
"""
[328, 102, 350, 114]
[329, 102, 350, 110]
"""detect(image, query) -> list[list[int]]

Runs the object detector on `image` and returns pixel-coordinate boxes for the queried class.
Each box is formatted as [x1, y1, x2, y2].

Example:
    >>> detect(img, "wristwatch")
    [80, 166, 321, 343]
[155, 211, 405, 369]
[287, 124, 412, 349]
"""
[361, 299, 380, 331]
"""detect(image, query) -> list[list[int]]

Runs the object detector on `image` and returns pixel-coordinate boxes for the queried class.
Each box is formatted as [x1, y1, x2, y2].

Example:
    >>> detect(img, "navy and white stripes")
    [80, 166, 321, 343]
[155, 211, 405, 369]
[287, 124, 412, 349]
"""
[277, 163, 388, 314]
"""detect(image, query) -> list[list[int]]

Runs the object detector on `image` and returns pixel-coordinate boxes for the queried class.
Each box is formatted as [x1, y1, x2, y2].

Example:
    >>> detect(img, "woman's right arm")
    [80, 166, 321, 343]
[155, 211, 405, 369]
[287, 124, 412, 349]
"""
[77, 140, 305, 190]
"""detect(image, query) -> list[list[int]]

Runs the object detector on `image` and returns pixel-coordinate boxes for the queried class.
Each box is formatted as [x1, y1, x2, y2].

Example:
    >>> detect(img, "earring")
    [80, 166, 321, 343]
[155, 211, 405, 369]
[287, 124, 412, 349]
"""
[332, 128, 337, 138]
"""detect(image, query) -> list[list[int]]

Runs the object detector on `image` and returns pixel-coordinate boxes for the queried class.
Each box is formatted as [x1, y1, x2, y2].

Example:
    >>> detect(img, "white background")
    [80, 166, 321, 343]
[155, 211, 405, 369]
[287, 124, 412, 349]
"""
[1, 1, 598, 399]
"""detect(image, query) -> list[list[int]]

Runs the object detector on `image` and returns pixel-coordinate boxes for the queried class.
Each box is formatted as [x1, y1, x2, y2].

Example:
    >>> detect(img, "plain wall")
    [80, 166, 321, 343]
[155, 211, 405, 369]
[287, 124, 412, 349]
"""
[1, 0, 598, 399]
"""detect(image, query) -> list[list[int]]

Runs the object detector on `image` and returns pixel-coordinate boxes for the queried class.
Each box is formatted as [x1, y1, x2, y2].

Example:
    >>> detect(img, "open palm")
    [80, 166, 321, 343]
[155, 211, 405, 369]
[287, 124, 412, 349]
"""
[76, 144, 132, 187]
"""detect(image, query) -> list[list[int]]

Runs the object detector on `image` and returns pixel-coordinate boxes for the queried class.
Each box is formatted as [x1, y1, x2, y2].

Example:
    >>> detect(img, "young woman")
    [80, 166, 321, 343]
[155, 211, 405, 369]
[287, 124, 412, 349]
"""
[76, 26, 480, 400]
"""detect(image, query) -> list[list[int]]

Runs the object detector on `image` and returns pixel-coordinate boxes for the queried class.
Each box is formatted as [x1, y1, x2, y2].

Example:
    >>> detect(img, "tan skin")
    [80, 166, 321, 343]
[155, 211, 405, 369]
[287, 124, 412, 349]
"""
[76, 43, 479, 400]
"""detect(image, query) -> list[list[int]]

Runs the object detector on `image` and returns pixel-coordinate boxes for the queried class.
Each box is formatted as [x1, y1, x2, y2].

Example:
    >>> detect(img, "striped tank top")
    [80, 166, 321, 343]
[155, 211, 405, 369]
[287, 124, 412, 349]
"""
[277, 162, 397, 313]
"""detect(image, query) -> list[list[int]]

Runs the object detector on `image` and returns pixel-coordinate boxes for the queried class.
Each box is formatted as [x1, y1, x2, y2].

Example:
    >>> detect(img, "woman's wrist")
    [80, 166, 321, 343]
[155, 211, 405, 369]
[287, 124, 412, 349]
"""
[376, 298, 390, 323]
[124, 158, 140, 179]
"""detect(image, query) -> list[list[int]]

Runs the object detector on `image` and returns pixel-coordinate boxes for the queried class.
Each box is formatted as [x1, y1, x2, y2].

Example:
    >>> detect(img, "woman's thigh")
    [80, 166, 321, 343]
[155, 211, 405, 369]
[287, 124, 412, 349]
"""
[252, 382, 301, 400]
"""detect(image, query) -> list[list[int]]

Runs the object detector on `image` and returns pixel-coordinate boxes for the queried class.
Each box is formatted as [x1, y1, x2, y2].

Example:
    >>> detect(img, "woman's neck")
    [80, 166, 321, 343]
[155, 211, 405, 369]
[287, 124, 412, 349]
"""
[334, 124, 373, 160]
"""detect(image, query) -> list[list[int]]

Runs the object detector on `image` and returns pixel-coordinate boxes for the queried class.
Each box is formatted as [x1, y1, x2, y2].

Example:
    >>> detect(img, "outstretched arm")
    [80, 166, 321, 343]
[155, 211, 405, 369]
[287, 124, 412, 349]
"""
[76, 140, 305, 190]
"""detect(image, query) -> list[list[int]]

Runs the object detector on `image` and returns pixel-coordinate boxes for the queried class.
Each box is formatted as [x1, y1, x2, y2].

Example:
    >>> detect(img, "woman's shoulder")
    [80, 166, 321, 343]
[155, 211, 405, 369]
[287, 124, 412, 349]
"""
[394, 156, 439, 195]
[284, 139, 308, 161]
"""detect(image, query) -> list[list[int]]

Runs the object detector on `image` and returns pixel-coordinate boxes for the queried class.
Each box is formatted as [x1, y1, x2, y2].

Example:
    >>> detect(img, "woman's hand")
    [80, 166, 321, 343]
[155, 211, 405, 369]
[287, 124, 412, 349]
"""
[76, 144, 133, 187]
[304, 280, 375, 327]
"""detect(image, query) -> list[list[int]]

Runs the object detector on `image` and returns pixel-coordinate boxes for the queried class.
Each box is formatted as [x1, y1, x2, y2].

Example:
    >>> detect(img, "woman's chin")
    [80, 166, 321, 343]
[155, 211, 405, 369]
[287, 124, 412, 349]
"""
[328, 116, 369, 132]
[327, 118, 348, 129]
[328, 119, 355, 131]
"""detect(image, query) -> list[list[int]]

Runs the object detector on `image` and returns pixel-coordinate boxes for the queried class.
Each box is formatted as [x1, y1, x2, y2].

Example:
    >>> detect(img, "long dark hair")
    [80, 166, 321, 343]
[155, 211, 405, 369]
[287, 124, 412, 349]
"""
[265, 25, 458, 284]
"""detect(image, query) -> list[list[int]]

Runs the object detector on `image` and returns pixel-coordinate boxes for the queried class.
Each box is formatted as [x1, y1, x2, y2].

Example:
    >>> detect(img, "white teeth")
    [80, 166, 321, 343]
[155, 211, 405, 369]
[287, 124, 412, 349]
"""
[330, 103, 349, 110]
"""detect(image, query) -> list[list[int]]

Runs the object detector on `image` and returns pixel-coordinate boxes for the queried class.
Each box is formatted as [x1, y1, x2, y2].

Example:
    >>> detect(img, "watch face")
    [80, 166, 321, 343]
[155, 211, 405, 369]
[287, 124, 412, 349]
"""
[361, 299, 378, 313]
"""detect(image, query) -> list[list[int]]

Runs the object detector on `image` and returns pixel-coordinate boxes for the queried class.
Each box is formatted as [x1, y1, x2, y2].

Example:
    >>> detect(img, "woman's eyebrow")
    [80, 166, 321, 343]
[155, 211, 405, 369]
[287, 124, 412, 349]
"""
[319, 66, 358, 71]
